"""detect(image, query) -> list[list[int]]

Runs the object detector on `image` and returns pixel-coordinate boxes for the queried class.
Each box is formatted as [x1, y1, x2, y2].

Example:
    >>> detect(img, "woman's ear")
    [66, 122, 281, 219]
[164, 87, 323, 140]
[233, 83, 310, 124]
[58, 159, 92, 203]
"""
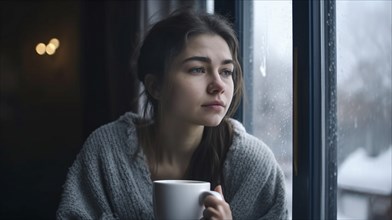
[144, 74, 161, 100]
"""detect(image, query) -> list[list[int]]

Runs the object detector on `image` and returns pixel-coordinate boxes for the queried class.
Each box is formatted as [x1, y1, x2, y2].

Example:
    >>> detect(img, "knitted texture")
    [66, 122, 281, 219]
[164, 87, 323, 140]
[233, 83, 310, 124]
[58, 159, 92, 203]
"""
[57, 112, 288, 219]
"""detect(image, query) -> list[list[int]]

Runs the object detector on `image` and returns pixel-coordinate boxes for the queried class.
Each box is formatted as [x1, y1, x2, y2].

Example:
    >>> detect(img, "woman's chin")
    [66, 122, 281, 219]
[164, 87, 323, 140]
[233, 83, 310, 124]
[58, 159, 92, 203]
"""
[200, 117, 225, 127]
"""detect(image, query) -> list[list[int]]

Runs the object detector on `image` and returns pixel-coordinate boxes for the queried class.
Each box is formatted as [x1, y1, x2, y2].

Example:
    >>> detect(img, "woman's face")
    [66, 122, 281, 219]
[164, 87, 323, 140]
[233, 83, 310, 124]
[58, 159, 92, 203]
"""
[163, 34, 234, 127]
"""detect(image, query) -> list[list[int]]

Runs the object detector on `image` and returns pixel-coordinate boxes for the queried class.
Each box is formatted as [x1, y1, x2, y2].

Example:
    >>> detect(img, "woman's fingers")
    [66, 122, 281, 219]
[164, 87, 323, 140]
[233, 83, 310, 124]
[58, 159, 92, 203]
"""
[204, 194, 225, 208]
[203, 203, 231, 220]
[203, 185, 232, 219]
[203, 206, 220, 219]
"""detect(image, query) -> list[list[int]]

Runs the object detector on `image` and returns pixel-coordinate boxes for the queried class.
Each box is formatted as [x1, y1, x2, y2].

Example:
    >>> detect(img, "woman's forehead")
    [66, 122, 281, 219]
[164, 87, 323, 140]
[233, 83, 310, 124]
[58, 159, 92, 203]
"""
[177, 34, 233, 63]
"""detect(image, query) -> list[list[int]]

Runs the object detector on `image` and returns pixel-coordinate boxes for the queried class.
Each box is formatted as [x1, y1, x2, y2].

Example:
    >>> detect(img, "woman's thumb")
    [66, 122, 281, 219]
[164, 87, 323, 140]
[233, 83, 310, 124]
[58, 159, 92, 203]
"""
[214, 185, 225, 199]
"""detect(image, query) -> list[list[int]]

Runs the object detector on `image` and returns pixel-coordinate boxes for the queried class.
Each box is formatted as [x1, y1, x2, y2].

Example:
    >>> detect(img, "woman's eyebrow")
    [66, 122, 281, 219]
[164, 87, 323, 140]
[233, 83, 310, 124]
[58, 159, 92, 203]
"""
[182, 56, 234, 65]
[222, 59, 234, 65]
[182, 56, 211, 64]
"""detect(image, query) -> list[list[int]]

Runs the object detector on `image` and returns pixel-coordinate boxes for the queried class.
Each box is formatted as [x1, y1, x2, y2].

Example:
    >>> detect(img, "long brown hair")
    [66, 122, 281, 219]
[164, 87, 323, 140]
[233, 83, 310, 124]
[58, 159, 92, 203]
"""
[134, 9, 244, 188]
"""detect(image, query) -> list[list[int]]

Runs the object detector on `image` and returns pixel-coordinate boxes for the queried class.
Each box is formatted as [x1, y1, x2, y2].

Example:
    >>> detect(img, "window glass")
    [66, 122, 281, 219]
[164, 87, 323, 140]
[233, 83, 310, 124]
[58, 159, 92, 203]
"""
[244, 0, 293, 216]
[336, 1, 392, 219]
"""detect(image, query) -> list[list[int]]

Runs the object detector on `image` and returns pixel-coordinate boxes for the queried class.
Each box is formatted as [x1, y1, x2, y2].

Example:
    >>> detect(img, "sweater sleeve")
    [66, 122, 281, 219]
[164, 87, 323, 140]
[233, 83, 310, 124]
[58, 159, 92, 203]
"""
[223, 131, 289, 220]
[56, 129, 118, 220]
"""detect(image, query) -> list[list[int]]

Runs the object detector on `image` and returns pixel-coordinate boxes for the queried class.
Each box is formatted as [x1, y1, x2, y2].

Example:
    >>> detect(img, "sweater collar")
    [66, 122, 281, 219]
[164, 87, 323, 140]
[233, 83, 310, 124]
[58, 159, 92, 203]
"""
[118, 111, 247, 156]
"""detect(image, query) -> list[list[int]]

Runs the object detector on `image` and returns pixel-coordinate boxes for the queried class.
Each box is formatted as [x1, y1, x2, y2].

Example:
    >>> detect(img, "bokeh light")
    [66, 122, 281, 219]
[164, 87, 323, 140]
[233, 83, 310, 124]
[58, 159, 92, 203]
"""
[49, 38, 60, 49]
[35, 43, 46, 55]
[46, 43, 56, 55]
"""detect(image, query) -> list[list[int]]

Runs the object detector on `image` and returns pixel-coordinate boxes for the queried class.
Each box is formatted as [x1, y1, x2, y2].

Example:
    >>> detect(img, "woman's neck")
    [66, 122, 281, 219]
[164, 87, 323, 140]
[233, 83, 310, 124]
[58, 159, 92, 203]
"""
[143, 119, 203, 180]
[157, 120, 204, 163]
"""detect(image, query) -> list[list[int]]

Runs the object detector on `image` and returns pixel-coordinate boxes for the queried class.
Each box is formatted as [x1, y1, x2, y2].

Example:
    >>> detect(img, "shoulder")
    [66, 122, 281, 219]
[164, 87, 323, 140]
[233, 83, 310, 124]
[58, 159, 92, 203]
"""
[223, 119, 288, 219]
[87, 111, 140, 141]
[224, 118, 283, 187]
[66, 111, 143, 182]
[81, 111, 142, 157]
[226, 118, 278, 168]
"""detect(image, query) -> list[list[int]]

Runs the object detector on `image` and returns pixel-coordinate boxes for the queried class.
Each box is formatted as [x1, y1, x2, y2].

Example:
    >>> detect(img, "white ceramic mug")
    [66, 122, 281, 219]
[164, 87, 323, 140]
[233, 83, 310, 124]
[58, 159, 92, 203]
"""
[153, 180, 223, 220]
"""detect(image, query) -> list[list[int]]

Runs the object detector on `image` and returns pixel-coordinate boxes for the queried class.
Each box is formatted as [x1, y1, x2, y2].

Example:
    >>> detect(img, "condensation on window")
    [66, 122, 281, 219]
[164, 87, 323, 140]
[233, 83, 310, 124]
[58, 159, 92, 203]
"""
[336, 1, 392, 219]
[244, 0, 293, 216]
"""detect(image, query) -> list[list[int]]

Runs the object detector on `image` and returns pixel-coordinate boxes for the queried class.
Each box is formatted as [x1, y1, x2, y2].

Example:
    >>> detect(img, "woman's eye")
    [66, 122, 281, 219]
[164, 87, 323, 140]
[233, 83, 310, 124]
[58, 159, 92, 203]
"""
[221, 70, 234, 77]
[188, 67, 206, 74]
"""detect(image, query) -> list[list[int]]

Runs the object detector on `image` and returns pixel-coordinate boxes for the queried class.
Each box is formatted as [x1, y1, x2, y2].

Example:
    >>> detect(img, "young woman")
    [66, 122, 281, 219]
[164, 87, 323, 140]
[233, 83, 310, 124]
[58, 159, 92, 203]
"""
[57, 9, 288, 220]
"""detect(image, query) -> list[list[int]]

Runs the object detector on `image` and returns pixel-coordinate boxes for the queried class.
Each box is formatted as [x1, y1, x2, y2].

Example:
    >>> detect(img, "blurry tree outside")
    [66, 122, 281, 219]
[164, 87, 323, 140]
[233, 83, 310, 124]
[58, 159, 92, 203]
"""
[336, 1, 391, 219]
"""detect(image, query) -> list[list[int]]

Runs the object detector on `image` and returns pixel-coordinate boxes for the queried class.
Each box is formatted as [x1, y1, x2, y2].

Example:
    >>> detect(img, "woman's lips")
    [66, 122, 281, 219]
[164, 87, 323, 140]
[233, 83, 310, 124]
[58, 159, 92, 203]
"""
[201, 101, 225, 111]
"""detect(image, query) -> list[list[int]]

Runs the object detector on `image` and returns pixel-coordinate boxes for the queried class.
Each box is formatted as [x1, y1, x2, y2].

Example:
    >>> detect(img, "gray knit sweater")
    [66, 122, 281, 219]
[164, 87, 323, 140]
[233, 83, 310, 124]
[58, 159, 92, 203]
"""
[57, 112, 288, 219]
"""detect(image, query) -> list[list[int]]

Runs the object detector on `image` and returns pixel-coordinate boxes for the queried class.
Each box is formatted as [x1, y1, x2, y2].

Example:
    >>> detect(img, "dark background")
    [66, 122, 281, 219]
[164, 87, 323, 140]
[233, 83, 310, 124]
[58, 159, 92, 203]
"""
[0, 1, 140, 219]
[0, 1, 216, 218]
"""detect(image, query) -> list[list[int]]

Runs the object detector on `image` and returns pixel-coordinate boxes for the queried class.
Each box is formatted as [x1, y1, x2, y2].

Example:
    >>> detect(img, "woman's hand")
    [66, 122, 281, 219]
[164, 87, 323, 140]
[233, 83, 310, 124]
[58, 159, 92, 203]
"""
[202, 185, 232, 220]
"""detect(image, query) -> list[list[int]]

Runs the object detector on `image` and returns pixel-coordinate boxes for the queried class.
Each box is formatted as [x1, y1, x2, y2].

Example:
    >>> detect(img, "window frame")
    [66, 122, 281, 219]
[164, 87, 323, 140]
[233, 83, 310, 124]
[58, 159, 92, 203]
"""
[214, 0, 338, 219]
[293, 0, 337, 219]
[292, 1, 337, 219]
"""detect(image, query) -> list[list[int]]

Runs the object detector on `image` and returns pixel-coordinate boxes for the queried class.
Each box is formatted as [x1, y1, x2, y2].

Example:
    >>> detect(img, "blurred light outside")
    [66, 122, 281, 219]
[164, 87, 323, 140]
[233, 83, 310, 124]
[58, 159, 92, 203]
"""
[336, 1, 392, 219]
[246, 0, 293, 217]
[206, 0, 214, 14]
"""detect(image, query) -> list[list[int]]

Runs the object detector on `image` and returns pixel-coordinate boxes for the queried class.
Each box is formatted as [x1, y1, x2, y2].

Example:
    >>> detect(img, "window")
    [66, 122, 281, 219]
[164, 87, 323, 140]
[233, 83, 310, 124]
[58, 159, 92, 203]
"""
[241, 0, 293, 217]
[216, 0, 391, 219]
[336, 1, 392, 219]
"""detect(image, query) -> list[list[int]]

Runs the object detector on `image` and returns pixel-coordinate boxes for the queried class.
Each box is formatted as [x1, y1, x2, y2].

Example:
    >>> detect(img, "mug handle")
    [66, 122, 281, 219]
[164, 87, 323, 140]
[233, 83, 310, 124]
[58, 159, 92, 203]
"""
[199, 191, 224, 204]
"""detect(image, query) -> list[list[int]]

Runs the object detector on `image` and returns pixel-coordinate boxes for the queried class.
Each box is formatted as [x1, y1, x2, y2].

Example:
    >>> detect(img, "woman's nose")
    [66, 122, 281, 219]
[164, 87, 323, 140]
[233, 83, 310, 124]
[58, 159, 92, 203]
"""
[207, 73, 225, 94]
